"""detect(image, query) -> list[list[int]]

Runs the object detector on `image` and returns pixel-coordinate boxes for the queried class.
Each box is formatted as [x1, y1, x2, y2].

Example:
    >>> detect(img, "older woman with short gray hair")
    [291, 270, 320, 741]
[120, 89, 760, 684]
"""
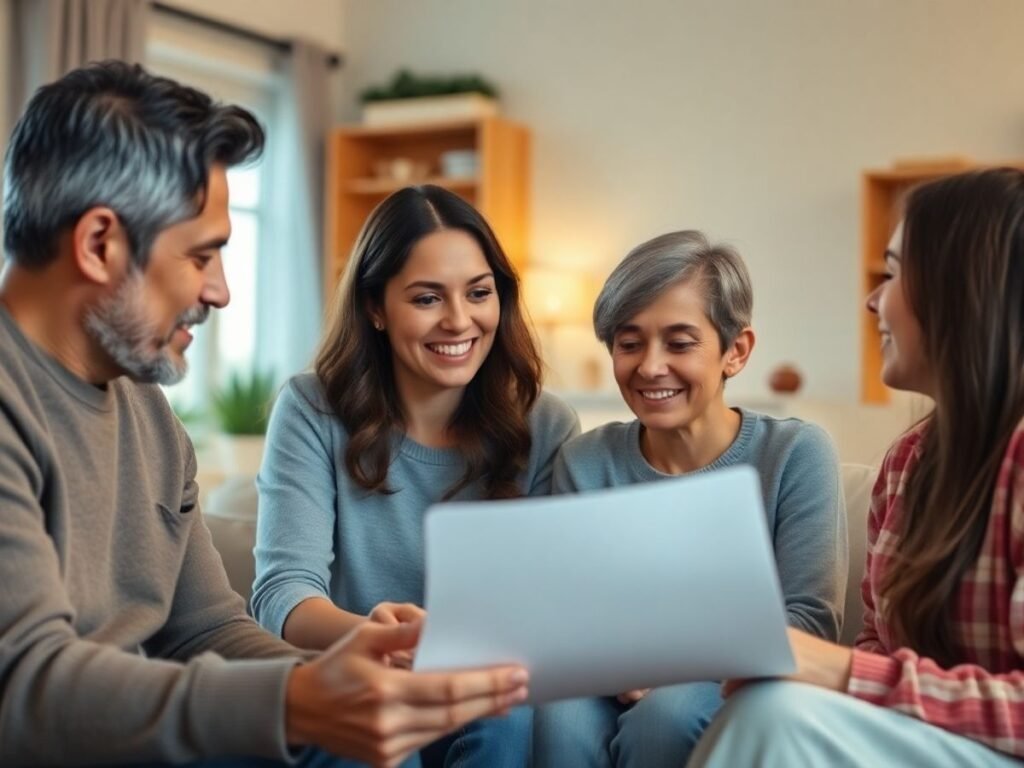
[532, 230, 848, 768]
[593, 231, 752, 354]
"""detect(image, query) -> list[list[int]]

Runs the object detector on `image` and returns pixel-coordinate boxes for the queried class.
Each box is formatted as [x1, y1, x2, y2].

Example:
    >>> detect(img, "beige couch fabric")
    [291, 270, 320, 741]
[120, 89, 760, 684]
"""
[202, 464, 878, 644]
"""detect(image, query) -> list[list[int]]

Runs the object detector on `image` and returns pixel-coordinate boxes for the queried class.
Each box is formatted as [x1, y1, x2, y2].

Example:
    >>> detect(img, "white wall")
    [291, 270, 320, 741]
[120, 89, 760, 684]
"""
[339, 0, 1024, 400]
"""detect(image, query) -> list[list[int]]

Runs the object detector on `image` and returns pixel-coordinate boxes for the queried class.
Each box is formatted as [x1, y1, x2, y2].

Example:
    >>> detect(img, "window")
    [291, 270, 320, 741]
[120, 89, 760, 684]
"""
[146, 12, 282, 419]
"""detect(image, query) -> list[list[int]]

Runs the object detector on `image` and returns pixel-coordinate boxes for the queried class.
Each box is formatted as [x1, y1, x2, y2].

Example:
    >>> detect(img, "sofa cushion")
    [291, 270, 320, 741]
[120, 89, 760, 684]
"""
[203, 475, 259, 602]
[839, 462, 876, 646]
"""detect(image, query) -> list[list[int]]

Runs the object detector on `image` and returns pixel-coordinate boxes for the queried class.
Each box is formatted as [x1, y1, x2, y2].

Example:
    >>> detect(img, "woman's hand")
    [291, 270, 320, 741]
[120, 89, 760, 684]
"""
[722, 627, 853, 698]
[369, 602, 427, 669]
[616, 688, 651, 705]
[369, 602, 426, 625]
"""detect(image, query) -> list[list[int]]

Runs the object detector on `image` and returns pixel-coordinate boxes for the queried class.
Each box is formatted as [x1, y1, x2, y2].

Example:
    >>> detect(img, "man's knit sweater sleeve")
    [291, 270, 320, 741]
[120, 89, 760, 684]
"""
[0, 407, 300, 766]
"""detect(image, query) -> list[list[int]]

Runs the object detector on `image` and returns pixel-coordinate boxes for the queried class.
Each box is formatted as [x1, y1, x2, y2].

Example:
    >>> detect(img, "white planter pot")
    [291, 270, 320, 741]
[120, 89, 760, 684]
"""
[211, 433, 266, 478]
[362, 93, 498, 126]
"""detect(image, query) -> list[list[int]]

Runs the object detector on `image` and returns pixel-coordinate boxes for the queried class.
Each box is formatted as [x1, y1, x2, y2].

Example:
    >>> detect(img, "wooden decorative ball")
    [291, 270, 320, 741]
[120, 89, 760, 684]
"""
[769, 364, 802, 394]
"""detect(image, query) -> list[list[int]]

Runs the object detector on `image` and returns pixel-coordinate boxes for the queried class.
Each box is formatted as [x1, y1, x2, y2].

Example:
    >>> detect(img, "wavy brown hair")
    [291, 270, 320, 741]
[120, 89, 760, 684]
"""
[881, 168, 1024, 665]
[315, 185, 541, 499]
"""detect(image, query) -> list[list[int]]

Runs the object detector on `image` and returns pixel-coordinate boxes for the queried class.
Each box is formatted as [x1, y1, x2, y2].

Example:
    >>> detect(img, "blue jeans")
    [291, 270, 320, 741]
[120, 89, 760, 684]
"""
[118, 707, 531, 768]
[323, 706, 532, 768]
[113, 748, 346, 767]
[417, 707, 532, 767]
[532, 682, 722, 767]
[689, 681, 1021, 768]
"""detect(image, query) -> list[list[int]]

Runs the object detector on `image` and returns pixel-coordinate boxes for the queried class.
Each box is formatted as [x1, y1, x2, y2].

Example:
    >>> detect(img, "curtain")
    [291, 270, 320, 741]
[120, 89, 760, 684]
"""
[3, 0, 149, 268]
[9, 0, 149, 117]
[256, 38, 331, 382]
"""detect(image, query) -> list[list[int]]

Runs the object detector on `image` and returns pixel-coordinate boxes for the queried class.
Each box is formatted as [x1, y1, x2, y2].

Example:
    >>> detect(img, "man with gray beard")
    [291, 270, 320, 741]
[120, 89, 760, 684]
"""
[0, 62, 528, 768]
[85, 267, 210, 385]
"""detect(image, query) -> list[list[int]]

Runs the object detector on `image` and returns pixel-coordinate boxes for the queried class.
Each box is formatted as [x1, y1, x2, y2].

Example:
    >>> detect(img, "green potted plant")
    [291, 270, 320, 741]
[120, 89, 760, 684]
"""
[210, 369, 276, 476]
[360, 69, 500, 126]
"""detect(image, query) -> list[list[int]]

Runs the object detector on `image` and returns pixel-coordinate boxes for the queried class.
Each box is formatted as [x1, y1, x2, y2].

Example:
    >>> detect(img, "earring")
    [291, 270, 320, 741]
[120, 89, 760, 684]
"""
[373, 320, 384, 331]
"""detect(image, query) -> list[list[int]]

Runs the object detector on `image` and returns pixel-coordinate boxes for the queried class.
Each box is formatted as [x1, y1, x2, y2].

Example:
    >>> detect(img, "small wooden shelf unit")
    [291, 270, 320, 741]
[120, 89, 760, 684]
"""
[323, 117, 530, 303]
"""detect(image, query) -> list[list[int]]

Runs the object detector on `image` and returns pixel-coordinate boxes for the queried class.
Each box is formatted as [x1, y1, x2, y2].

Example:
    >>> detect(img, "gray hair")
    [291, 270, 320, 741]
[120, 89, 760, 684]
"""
[593, 230, 753, 351]
[3, 60, 264, 269]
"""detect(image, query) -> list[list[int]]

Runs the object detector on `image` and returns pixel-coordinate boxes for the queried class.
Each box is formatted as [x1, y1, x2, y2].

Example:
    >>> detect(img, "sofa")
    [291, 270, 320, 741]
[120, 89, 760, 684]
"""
[204, 475, 262, 604]
[203, 462, 879, 646]
[838, 463, 875, 645]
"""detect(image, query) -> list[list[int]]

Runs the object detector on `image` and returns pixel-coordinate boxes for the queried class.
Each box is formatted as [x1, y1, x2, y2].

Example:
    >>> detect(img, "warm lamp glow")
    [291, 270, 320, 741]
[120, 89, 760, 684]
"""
[522, 265, 604, 390]
[522, 266, 596, 328]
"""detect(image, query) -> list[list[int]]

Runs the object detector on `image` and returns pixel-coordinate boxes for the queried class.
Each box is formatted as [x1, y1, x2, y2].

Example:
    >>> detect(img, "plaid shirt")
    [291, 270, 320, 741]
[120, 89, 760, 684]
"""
[848, 419, 1024, 757]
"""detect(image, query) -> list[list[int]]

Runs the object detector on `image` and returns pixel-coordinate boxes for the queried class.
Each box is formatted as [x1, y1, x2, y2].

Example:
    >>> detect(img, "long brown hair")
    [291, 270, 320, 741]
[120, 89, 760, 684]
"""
[882, 168, 1024, 665]
[315, 185, 542, 500]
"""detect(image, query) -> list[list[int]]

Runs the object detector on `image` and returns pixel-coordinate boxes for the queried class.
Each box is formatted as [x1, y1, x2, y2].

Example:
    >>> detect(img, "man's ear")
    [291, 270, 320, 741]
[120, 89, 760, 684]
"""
[71, 207, 129, 285]
[723, 327, 756, 379]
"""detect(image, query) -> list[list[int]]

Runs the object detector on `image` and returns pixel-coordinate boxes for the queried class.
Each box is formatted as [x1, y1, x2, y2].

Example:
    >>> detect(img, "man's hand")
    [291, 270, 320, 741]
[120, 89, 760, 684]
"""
[616, 688, 650, 705]
[721, 627, 853, 698]
[285, 620, 528, 768]
[368, 603, 427, 669]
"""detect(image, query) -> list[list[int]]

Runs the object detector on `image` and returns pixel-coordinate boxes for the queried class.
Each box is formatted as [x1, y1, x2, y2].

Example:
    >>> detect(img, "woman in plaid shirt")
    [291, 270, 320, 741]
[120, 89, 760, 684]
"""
[690, 168, 1024, 767]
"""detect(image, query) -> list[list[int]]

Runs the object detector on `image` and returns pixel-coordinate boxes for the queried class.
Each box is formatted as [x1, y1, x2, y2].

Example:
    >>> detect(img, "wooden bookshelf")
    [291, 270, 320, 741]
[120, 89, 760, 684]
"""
[323, 117, 530, 302]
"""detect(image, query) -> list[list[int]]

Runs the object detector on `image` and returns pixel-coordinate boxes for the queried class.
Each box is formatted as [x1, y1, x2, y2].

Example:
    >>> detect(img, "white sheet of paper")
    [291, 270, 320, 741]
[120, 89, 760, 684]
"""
[413, 465, 796, 703]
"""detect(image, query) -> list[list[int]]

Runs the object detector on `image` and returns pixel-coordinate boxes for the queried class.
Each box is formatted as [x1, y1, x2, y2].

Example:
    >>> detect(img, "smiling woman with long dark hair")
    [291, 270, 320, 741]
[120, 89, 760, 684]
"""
[251, 185, 579, 767]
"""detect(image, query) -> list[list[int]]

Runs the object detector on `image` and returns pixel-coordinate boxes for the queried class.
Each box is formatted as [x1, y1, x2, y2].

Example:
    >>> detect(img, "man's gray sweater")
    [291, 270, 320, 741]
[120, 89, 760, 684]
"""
[0, 305, 300, 765]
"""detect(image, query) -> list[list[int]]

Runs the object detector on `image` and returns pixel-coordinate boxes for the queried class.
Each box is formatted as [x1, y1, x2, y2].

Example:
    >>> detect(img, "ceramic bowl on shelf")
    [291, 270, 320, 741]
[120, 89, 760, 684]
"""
[373, 157, 431, 182]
